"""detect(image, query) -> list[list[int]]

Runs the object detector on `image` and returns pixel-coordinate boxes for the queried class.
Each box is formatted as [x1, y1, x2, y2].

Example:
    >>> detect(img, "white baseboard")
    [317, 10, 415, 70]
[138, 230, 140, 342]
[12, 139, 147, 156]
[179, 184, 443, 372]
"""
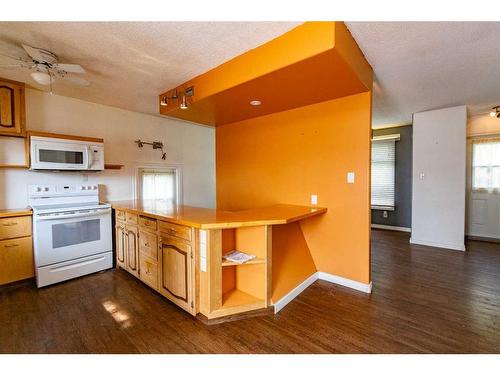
[371, 224, 411, 233]
[410, 237, 466, 251]
[273, 271, 372, 314]
[273, 273, 318, 314]
[318, 272, 372, 293]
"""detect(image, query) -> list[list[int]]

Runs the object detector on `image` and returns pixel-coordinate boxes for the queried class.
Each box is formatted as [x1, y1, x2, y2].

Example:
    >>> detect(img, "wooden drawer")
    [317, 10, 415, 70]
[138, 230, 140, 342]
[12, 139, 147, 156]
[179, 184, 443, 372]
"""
[115, 210, 126, 222]
[126, 212, 138, 225]
[159, 221, 192, 243]
[0, 236, 34, 285]
[139, 229, 158, 260]
[0, 216, 32, 241]
[139, 255, 158, 290]
[139, 216, 157, 231]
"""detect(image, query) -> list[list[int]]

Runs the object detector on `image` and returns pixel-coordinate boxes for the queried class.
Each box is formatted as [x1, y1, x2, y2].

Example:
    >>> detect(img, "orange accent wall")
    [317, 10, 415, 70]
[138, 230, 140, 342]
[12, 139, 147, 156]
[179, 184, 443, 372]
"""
[216, 92, 372, 300]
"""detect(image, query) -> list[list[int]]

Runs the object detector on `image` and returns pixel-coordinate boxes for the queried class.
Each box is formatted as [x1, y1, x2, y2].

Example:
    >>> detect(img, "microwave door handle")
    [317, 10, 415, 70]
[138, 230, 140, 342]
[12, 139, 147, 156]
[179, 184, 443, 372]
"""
[86, 146, 93, 169]
[36, 208, 111, 221]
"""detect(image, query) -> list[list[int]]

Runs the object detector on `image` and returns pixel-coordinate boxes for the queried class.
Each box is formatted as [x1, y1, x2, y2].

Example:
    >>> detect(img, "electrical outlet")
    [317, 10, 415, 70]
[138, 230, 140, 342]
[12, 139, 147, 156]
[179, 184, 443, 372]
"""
[311, 195, 318, 205]
[347, 172, 355, 184]
[383, 211, 388, 218]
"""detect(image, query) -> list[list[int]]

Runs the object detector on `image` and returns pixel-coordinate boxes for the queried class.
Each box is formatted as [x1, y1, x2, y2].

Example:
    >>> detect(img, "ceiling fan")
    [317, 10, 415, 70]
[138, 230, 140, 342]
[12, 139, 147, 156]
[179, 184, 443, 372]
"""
[0, 44, 90, 91]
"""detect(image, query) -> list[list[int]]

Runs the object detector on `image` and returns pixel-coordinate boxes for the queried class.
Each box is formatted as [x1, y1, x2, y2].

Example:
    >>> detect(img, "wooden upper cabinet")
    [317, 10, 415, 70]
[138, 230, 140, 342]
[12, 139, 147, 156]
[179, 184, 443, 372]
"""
[0, 78, 26, 137]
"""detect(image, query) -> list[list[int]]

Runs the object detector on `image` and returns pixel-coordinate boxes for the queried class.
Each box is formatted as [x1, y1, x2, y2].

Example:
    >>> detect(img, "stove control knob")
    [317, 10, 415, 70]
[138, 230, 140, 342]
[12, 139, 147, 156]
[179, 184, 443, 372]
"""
[80, 186, 86, 190]
[87, 186, 92, 190]
[92, 185, 97, 190]
[43, 187, 49, 192]
[36, 187, 42, 192]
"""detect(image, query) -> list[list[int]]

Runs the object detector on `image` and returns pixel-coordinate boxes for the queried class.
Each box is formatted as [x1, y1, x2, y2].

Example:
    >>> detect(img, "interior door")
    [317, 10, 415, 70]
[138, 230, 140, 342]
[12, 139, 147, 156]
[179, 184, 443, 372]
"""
[467, 138, 500, 240]
[159, 236, 194, 314]
[126, 225, 139, 277]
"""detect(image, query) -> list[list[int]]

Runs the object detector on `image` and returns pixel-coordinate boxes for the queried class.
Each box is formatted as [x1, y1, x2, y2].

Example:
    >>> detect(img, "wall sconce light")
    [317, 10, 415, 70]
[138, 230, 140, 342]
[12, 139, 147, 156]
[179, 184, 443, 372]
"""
[489, 106, 500, 118]
[135, 139, 166, 160]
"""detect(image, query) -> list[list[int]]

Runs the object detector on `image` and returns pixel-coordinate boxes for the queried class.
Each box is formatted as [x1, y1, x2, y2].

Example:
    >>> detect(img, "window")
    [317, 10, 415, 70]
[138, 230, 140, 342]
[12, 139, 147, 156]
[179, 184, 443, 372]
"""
[138, 167, 179, 203]
[472, 139, 500, 192]
[371, 136, 397, 209]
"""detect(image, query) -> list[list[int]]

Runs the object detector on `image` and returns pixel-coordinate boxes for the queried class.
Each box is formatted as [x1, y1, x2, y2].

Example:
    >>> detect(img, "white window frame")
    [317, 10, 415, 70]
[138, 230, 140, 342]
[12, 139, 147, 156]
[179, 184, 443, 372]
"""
[471, 137, 500, 194]
[134, 163, 183, 204]
[371, 134, 400, 211]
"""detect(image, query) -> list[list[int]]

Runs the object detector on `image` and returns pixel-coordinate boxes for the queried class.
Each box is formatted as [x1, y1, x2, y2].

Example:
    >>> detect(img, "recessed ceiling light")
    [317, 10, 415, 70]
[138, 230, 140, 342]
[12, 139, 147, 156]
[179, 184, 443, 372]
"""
[250, 100, 262, 106]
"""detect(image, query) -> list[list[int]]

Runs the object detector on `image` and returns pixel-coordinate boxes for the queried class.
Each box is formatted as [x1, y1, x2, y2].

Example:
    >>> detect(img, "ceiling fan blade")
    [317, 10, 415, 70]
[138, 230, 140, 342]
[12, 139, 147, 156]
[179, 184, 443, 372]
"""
[22, 44, 45, 61]
[63, 75, 90, 86]
[56, 63, 86, 74]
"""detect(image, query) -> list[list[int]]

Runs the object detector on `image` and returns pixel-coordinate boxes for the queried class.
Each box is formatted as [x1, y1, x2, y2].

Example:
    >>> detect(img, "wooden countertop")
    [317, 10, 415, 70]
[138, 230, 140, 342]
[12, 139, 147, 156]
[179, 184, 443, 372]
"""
[109, 200, 326, 229]
[0, 208, 32, 218]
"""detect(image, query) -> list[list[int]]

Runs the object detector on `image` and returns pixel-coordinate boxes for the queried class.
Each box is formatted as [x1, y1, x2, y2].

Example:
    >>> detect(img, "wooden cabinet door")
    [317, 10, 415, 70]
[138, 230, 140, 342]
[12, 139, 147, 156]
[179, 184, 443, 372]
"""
[115, 224, 127, 269]
[0, 79, 25, 137]
[126, 225, 139, 277]
[0, 236, 34, 285]
[159, 236, 195, 314]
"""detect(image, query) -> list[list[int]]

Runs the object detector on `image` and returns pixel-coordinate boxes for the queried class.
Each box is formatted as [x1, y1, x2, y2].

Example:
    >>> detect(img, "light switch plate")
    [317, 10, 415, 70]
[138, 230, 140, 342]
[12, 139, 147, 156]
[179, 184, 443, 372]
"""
[311, 194, 318, 205]
[347, 172, 355, 183]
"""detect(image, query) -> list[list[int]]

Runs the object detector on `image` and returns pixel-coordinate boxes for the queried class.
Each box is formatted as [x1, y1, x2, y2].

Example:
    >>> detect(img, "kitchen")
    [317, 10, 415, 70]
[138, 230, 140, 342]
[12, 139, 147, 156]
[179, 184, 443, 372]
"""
[0, 20, 372, 351]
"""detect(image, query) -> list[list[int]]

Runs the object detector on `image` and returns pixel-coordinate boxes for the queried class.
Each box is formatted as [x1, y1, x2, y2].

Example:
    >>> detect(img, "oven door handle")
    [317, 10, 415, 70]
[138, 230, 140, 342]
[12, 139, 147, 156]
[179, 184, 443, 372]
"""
[36, 208, 111, 221]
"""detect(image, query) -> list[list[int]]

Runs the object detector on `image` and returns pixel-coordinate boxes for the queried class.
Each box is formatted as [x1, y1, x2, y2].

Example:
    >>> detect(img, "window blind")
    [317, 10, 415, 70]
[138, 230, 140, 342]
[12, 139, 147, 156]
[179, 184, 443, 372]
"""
[140, 169, 177, 202]
[371, 138, 396, 208]
[472, 139, 500, 193]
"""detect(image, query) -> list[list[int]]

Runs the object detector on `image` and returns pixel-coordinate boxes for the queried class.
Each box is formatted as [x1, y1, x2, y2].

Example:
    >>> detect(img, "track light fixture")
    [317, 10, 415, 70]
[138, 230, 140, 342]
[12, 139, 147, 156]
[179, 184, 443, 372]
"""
[489, 106, 500, 118]
[160, 86, 194, 109]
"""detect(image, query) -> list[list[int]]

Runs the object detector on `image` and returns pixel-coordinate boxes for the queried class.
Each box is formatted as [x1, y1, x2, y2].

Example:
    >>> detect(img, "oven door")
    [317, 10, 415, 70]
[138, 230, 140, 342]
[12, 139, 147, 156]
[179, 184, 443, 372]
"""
[31, 139, 91, 170]
[33, 207, 112, 267]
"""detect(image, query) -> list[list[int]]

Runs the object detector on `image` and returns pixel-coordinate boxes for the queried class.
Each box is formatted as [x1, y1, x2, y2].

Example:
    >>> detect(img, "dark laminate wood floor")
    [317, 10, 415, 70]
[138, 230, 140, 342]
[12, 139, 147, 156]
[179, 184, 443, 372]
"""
[1, 229, 499, 353]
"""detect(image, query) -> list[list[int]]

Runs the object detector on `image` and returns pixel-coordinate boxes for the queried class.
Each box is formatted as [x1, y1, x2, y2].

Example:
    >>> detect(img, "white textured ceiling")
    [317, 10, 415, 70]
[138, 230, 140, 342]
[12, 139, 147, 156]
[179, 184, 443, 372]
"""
[0, 22, 301, 116]
[346, 22, 500, 126]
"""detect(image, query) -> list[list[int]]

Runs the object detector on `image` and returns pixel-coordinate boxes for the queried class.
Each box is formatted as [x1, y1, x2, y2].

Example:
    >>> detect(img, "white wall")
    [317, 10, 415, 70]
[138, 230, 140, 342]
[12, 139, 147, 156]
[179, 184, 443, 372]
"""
[0, 89, 216, 209]
[467, 113, 500, 137]
[411, 105, 467, 251]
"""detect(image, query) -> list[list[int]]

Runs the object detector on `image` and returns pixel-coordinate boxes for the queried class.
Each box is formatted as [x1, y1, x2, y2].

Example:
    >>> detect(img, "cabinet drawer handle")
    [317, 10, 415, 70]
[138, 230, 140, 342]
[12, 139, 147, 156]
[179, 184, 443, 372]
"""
[4, 244, 19, 248]
[2, 222, 18, 226]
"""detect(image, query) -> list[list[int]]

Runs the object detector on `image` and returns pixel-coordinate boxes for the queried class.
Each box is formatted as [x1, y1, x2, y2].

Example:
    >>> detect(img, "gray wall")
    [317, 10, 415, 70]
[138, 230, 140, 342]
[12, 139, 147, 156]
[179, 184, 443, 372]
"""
[371, 125, 412, 228]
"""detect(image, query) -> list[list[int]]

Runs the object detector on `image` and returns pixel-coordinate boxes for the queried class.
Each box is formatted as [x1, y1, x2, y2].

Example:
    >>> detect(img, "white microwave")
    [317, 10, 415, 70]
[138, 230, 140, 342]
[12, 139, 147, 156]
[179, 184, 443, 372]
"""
[30, 136, 105, 171]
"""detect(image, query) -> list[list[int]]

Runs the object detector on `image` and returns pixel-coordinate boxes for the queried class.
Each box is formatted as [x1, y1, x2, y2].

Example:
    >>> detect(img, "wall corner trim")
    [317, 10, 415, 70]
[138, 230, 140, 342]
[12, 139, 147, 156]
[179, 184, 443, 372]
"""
[409, 237, 466, 251]
[273, 271, 372, 314]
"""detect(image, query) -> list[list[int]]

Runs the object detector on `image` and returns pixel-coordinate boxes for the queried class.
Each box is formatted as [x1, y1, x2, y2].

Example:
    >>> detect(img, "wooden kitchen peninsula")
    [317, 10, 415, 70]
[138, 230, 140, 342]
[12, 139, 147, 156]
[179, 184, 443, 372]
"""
[110, 200, 326, 322]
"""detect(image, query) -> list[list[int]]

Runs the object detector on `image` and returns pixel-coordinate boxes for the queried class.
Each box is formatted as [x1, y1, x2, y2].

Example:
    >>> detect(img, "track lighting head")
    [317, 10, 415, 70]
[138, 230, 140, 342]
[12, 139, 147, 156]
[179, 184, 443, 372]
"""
[160, 96, 168, 106]
[171, 88, 178, 100]
[490, 106, 500, 118]
[180, 94, 188, 109]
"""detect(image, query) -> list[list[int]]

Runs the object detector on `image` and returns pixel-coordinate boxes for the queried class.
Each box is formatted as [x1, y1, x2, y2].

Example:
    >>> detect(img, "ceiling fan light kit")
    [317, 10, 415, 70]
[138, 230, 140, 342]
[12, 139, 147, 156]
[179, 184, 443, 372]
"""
[489, 106, 500, 118]
[30, 71, 54, 85]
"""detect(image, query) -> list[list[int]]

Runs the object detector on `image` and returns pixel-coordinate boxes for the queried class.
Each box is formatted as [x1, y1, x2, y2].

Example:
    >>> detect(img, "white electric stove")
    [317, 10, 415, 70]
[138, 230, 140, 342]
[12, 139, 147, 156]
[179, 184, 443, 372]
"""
[28, 184, 113, 287]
